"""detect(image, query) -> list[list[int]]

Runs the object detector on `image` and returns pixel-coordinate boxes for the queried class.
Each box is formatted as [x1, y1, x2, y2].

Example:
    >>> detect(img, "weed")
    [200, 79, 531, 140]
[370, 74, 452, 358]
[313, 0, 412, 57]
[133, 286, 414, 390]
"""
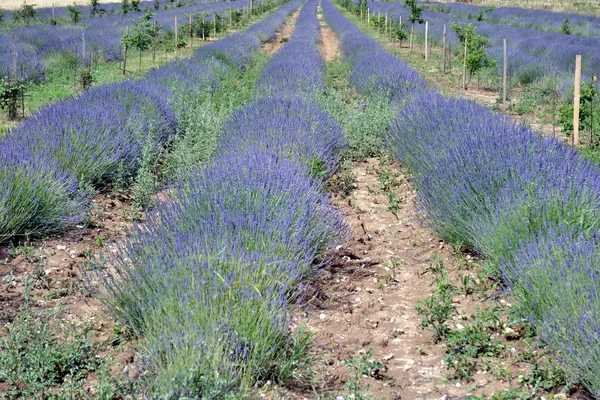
[342, 348, 386, 400]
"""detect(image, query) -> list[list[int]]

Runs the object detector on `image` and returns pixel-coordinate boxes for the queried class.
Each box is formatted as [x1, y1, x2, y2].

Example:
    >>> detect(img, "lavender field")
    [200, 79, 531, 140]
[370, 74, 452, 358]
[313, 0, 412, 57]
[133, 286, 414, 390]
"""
[1, 0, 600, 398]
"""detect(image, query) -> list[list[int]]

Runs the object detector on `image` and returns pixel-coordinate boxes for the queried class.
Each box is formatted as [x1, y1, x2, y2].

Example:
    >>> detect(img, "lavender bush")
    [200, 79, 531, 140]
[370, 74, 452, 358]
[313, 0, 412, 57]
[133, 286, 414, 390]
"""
[322, 0, 428, 104]
[94, 2, 349, 396]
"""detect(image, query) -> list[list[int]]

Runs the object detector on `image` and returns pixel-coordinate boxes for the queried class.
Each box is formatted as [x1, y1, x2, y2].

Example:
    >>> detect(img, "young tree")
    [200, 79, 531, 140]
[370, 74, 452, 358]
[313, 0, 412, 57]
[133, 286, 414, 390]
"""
[90, 0, 99, 16]
[450, 22, 495, 89]
[121, 0, 130, 15]
[122, 8, 155, 71]
[404, 0, 423, 51]
[13, 2, 37, 26]
[561, 17, 572, 35]
[131, 0, 141, 12]
[153, 0, 160, 10]
[67, 3, 82, 23]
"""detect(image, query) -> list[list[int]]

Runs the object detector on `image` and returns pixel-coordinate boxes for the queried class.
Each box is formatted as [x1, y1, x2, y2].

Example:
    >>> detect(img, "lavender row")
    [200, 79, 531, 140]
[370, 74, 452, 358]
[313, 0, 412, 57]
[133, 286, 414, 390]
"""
[368, 1, 600, 93]
[428, 1, 600, 38]
[96, 0, 348, 395]
[0, 0, 295, 243]
[0, 0, 249, 82]
[324, 0, 600, 394]
[322, 0, 427, 104]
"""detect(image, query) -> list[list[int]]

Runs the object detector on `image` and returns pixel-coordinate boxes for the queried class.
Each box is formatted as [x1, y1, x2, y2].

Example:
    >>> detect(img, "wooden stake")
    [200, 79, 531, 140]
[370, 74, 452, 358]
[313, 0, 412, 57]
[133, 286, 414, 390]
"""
[502, 38, 508, 107]
[462, 40, 468, 90]
[213, 13, 217, 37]
[174, 16, 178, 55]
[378, 11, 381, 34]
[442, 24, 447, 73]
[189, 14, 193, 48]
[367, 8, 370, 25]
[52, 3, 55, 20]
[385, 13, 388, 34]
[123, 26, 129, 75]
[425, 21, 429, 61]
[573, 54, 582, 146]
[230, 7, 233, 28]
[11, 33, 17, 79]
[409, 23, 414, 52]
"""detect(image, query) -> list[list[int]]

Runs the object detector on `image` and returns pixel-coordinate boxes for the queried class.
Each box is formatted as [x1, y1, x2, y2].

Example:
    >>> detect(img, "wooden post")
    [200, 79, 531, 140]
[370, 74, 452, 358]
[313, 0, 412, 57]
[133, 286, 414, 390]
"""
[174, 16, 178, 55]
[152, 20, 157, 61]
[213, 13, 217, 37]
[52, 3, 55, 20]
[502, 38, 507, 107]
[81, 29, 86, 69]
[11, 33, 17, 79]
[462, 40, 468, 90]
[378, 11, 381, 34]
[385, 13, 388, 35]
[367, 8, 370, 25]
[573, 54, 582, 146]
[442, 24, 447, 73]
[425, 21, 429, 61]
[409, 23, 414, 52]
[189, 14, 193, 48]
[360, 7, 363, 21]
[123, 26, 129, 75]
[202, 18, 205, 41]
[230, 7, 233, 28]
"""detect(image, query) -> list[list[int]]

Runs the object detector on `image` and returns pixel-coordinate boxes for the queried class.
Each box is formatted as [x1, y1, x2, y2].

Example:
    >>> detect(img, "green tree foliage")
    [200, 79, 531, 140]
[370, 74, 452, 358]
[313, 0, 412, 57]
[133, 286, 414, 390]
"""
[561, 17, 572, 35]
[131, 0, 141, 12]
[450, 22, 495, 87]
[0, 77, 25, 120]
[13, 1, 37, 26]
[67, 3, 82, 23]
[404, 0, 423, 24]
[559, 78, 600, 142]
[122, 8, 155, 70]
[90, 0, 99, 16]
[121, 0, 130, 15]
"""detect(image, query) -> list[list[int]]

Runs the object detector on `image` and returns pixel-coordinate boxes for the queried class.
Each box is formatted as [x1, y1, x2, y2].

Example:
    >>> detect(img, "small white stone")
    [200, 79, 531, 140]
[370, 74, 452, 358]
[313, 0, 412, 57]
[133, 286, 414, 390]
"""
[319, 313, 326, 320]
[383, 353, 394, 361]
[56, 245, 66, 251]
[456, 323, 465, 330]
[355, 297, 361, 302]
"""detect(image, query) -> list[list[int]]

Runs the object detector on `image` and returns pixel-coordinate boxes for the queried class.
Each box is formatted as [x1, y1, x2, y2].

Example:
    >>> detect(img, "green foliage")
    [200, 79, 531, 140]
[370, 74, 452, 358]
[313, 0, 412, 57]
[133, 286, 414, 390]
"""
[415, 256, 457, 342]
[13, 1, 37, 26]
[318, 59, 397, 161]
[342, 348, 386, 400]
[90, 0, 100, 16]
[121, 0, 130, 14]
[561, 17, 572, 35]
[131, 0, 141, 12]
[122, 9, 157, 70]
[391, 18, 408, 42]
[154, 0, 160, 9]
[404, 0, 423, 24]
[444, 308, 505, 381]
[0, 76, 25, 120]
[79, 68, 94, 90]
[558, 77, 599, 143]
[67, 3, 82, 23]
[450, 22, 495, 87]
[474, 6, 494, 21]
[0, 308, 99, 397]
[377, 153, 402, 215]
[163, 54, 268, 177]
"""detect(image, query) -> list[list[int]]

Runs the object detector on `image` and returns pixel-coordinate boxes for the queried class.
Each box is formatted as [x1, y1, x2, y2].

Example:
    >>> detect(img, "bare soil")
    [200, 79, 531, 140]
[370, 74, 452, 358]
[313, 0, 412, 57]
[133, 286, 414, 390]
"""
[262, 10, 299, 55]
[1, 0, 119, 10]
[318, 12, 340, 62]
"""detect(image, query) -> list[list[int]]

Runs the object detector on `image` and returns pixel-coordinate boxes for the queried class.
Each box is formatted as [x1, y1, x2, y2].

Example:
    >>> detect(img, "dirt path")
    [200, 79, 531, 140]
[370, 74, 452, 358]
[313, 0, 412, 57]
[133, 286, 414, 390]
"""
[318, 12, 340, 61]
[289, 17, 573, 400]
[262, 10, 300, 55]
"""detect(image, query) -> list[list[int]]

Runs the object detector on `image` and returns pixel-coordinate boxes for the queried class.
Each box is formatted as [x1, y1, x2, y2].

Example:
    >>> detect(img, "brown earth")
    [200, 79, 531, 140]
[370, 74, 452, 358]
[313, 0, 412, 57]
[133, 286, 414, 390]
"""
[263, 10, 299, 55]
[1, 0, 121, 10]
[264, 16, 581, 400]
